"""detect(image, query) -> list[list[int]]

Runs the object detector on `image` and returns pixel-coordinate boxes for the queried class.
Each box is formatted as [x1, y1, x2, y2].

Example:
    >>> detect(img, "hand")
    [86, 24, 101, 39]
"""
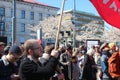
[51, 50, 59, 58]
[58, 73, 64, 80]
[92, 65, 97, 68]
[66, 61, 70, 65]
[11, 74, 20, 80]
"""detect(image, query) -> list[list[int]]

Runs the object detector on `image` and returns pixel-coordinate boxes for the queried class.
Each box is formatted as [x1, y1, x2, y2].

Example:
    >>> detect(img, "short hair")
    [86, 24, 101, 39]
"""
[87, 49, 94, 56]
[66, 44, 73, 50]
[4, 46, 11, 55]
[9, 45, 22, 55]
[24, 39, 38, 53]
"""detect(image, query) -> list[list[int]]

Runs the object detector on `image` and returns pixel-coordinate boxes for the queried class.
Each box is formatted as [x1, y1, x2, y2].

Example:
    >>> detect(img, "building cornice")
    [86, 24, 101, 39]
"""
[22, 0, 59, 10]
[0, 0, 59, 11]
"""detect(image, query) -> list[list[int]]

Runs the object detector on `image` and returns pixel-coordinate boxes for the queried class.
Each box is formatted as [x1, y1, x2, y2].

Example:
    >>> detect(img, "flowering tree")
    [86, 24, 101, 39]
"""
[76, 21, 104, 41]
[76, 21, 120, 43]
[101, 27, 120, 42]
[27, 14, 120, 44]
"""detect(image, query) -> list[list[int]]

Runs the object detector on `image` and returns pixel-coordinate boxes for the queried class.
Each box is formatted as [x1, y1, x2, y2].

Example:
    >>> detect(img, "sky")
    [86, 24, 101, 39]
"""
[37, 0, 112, 29]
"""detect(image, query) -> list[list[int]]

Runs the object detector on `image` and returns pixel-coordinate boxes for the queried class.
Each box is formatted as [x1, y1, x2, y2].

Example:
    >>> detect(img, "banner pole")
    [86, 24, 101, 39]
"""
[55, 0, 66, 50]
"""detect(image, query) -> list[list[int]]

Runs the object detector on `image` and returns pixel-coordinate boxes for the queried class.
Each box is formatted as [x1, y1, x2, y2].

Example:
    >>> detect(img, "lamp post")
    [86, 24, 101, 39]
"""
[12, 0, 16, 45]
[0, 15, 5, 36]
[72, 0, 76, 47]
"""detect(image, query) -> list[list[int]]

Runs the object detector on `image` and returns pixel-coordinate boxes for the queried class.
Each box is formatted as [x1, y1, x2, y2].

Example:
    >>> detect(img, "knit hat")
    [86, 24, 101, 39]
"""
[9, 45, 22, 55]
[109, 42, 116, 50]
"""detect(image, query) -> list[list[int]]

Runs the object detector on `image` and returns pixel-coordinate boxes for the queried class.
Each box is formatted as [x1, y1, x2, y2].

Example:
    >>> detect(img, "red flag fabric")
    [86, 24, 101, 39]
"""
[90, 0, 120, 29]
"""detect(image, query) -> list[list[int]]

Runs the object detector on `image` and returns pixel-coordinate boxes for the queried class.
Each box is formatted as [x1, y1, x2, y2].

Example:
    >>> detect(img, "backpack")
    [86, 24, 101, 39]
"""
[108, 51, 120, 78]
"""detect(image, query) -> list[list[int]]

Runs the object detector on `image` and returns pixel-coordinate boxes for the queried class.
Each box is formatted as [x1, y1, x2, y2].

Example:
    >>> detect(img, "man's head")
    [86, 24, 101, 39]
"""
[7, 45, 22, 62]
[24, 39, 43, 58]
[58, 44, 66, 53]
[66, 44, 73, 54]
[100, 43, 109, 51]
[108, 42, 116, 51]
[0, 42, 5, 53]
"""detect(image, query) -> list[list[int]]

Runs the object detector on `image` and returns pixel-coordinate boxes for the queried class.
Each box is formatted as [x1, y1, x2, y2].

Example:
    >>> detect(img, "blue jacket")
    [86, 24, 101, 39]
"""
[100, 51, 111, 79]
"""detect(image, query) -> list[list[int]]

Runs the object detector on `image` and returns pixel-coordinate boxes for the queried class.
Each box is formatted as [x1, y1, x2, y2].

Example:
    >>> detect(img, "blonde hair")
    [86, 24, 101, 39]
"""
[87, 49, 94, 56]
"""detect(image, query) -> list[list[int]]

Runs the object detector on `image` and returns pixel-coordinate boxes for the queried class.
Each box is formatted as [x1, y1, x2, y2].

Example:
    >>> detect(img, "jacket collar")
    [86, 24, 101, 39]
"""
[1, 55, 9, 66]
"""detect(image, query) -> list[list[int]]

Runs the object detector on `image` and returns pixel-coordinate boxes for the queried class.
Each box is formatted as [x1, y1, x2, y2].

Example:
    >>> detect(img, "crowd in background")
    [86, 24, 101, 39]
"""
[0, 39, 120, 80]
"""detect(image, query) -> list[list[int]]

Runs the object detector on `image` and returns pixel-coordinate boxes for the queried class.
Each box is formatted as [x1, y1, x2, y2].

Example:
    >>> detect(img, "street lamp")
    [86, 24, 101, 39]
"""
[12, 0, 16, 45]
[72, 0, 76, 47]
[0, 15, 5, 36]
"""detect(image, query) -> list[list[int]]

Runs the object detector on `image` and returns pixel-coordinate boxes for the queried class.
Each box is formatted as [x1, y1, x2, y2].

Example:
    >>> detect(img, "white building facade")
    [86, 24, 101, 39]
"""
[0, 0, 59, 44]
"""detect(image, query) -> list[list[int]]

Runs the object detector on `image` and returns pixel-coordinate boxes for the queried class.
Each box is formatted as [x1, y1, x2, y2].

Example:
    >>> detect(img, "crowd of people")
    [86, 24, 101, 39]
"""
[0, 39, 120, 80]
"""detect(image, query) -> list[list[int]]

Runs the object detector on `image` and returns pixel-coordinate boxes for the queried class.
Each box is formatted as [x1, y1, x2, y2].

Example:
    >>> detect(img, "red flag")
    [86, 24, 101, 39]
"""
[90, 0, 120, 29]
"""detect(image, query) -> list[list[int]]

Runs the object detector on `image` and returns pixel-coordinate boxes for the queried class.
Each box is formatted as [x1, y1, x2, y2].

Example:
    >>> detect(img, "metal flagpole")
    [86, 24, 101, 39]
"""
[72, 0, 76, 47]
[12, 0, 16, 46]
[55, 0, 66, 50]
[71, 0, 76, 80]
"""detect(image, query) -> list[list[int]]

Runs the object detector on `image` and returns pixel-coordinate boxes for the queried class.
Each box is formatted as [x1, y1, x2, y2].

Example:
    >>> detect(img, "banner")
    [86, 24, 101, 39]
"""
[90, 0, 120, 29]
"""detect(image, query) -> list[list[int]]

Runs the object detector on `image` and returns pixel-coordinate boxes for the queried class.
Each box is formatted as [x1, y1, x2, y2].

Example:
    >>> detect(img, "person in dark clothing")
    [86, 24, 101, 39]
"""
[100, 47, 112, 80]
[19, 39, 59, 80]
[59, 44, 73, 80]
[80, 46, 97, 80]
[39, 44, 54, 80]
[81, 54, 93, 80]
[0, 45, 22, 80]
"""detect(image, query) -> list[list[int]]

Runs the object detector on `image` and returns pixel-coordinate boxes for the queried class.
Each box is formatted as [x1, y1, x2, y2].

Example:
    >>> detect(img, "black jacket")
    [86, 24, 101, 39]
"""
[19, 56, 58, 80]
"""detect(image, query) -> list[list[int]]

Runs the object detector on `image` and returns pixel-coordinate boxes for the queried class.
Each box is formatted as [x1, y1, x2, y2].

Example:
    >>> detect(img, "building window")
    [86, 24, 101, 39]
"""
[66, 31, 70, 36]
[0, 8, 5, 32]
[20, 23, 25, 32]
[9, 22, 12, 32]
[0, 22, 5, 31]
[47, 14, 50, 18]
[21, 10, 25, 19]
[39, 13, 42, 21]
[11, 9, 13, 17]
[52, 15, 55, 17]
[60, 31, 64, 36]
[30, 12, 34, 20]
[0, 7, 5, 16]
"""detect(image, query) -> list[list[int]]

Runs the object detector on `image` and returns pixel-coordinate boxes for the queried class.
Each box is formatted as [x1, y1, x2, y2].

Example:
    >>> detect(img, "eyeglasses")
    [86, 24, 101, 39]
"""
[32, 47, 41, 50]
[32, 47, 43, 52]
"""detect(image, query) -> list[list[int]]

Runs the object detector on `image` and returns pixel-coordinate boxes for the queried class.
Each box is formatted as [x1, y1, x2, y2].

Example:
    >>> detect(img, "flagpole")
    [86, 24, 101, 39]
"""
[55, 0, 66, 50]
[73, 0, 76, 47]
[12, 0, 16, 46]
